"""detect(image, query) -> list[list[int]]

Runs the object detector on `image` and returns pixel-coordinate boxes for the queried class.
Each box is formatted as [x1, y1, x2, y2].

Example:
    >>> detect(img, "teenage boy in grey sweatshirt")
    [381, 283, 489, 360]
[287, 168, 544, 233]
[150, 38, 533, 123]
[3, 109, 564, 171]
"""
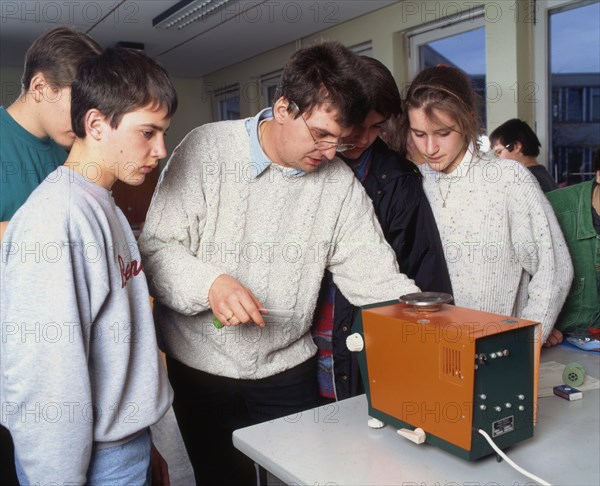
[1, 47, 177, 485]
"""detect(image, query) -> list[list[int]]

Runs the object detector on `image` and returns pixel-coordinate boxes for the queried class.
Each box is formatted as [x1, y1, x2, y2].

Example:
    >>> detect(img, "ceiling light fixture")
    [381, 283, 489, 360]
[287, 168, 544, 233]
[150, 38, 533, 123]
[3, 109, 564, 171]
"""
[152, 0, 236, 30]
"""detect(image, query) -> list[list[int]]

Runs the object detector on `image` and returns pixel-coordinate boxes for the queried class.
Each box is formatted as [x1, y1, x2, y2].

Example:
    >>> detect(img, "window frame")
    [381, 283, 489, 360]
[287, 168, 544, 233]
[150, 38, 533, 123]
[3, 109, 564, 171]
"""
[350, 41, 373, 57]
[533, 0, 598, 176]
[407, 7, 485, 78]
[214, 83, 241, 121]
[260, 70, 283, 109]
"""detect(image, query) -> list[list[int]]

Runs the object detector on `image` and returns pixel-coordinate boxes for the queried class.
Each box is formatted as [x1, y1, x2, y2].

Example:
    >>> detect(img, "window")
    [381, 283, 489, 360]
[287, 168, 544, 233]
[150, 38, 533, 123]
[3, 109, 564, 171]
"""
[591, 87, 600, 122]
[408, 10, 487, 128]
[536, 0, 600, 185]
[214, 84, 240, 121]
[350, 41, 373, 57]
[260, 70, 282, 109]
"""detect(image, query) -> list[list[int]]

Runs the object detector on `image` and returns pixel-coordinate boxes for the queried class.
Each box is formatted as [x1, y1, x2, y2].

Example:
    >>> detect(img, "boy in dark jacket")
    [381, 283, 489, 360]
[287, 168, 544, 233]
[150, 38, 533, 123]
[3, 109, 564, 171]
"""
[312, 56, 452, 401]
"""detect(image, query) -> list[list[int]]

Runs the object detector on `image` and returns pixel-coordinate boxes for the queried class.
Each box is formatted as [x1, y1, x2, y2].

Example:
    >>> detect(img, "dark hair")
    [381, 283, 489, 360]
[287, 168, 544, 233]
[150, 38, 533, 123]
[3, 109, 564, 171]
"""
[399, 65, 482, 154]
[358, 56, 402, 119]
[489, 119, 541, 157]
[594, 147, 600, 173]
[379, 115, 404, 153]
[21, 27, 102, 92]
[71, 48, 178, 138]
[275, 41, 368, 127]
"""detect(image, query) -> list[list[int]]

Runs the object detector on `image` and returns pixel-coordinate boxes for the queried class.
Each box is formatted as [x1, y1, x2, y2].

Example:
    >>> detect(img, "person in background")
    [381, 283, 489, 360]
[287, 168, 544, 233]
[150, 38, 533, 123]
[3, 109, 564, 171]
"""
[544, 149, 600, 347]
[489, 118, 558, 193]
[0, 26, 101, 485]
[311, 56, 452, 402]
[1, 47, 177, 484]
[138, 41, 420, 485]
[0, 27, 102, 240]
[399, 65, 573, 346]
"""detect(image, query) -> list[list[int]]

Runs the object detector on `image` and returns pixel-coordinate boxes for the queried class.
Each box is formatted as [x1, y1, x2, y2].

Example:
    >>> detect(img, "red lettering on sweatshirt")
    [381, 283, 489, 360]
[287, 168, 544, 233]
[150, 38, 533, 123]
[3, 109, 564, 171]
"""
[118, 255, 144, 288]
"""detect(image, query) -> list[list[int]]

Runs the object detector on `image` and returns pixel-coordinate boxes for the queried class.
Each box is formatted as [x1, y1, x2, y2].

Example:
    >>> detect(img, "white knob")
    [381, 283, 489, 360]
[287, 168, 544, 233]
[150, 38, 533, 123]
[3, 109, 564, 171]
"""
[346, 333, 364, 352]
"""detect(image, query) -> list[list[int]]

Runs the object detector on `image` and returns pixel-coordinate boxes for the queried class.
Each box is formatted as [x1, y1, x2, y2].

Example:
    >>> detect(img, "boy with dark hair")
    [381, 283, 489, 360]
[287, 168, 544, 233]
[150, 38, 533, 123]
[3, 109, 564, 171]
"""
[0, 26, 101, 483]
[490, 118, 558, 192]
[0, 27, 102, 238]
[139, 40, 420, 485]
[1, 47, 178, 484]
[312, 56, 452, 401]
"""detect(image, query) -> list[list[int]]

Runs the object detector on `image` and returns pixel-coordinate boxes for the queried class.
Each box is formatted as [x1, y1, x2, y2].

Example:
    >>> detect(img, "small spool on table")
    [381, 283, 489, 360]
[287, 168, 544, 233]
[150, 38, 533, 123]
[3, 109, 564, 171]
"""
[563, 362, 586, 387]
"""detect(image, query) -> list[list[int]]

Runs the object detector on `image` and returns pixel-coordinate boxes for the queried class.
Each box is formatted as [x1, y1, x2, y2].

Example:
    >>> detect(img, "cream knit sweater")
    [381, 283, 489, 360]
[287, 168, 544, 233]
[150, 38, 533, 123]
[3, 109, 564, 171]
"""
[419, 149, 573, 343]
[139, 119, 419, 379]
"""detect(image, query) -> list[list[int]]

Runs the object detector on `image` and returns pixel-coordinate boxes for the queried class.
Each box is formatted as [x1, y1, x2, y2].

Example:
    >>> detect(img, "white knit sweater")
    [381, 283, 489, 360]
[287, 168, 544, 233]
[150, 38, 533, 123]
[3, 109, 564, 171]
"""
[139, 119, 419, 379]
[419, 149, 573, 343]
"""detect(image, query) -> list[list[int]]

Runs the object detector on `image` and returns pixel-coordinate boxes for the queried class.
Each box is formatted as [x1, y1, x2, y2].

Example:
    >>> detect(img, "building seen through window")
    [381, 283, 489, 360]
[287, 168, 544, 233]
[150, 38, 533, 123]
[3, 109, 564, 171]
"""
[549, 1, 600, 186]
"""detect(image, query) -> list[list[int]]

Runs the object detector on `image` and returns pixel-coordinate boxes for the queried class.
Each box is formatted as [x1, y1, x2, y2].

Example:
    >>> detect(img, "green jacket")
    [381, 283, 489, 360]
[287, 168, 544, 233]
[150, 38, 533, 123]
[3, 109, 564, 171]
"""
[547, 179, 600, 333]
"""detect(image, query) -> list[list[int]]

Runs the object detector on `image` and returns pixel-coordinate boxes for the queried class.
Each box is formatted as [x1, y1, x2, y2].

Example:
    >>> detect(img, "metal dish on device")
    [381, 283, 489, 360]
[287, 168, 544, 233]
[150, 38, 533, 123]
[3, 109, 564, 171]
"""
[398, 292, 453, 313]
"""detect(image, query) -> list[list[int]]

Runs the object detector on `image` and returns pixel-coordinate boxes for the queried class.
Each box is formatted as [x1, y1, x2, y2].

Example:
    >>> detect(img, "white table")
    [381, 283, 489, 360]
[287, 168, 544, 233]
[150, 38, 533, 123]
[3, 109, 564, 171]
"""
[233, 345, 600, 485]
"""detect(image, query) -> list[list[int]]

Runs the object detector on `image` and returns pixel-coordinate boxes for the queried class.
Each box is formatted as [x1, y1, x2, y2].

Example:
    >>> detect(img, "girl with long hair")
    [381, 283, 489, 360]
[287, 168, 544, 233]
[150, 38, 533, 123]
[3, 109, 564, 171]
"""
[399, 65, 573, 345]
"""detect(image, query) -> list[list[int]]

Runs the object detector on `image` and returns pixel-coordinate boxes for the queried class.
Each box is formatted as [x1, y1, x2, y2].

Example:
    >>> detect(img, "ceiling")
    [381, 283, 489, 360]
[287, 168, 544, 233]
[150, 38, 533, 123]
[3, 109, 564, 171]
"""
[0, 0, 398, 77]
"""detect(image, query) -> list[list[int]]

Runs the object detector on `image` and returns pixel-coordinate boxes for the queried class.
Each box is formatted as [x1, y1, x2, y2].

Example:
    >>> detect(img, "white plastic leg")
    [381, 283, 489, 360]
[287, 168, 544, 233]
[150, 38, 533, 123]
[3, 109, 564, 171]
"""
[367, 416, 386, 429]
[397, 427, 426, 444]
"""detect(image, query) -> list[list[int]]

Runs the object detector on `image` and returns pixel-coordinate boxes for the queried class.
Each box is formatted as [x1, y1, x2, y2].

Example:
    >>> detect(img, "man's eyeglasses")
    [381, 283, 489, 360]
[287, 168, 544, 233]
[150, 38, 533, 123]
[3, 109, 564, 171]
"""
[290, 102, 356, 153]
[494, 143, 514, 157]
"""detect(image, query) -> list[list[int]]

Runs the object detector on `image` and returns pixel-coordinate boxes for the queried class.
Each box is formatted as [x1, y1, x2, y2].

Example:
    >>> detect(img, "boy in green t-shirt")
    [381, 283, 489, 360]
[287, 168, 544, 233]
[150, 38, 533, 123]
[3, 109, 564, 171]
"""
[0, 27, 101, 237]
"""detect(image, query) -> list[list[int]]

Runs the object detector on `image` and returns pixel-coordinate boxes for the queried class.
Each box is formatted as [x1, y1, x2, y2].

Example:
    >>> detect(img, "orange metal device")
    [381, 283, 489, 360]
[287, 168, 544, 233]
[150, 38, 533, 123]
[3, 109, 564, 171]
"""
[356, 301, 541, 460]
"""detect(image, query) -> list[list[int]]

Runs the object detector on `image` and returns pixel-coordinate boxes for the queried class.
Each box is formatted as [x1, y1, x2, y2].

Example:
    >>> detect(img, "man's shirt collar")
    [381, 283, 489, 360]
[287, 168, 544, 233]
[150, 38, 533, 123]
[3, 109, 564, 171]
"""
[245, 108, 305, 179]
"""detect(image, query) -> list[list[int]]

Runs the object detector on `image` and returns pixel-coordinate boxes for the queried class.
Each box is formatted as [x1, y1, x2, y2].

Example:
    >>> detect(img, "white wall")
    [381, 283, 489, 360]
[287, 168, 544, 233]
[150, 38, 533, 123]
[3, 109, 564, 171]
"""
[165, 76, 211, 156]
[0, 66, 23, 107]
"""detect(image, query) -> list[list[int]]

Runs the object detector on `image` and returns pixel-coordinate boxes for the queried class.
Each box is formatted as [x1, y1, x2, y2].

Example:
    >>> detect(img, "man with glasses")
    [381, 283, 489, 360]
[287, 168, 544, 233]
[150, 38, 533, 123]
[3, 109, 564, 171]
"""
[490, 118, 558, 192]
[139, 41, 420, 485]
